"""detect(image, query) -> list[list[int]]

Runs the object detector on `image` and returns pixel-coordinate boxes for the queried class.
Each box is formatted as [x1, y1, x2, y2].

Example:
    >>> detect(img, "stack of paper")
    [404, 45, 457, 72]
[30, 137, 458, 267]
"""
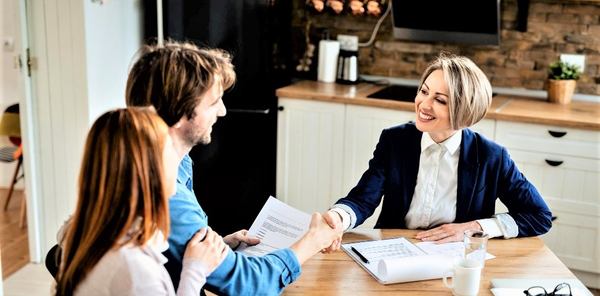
[341, 238, 454, 284]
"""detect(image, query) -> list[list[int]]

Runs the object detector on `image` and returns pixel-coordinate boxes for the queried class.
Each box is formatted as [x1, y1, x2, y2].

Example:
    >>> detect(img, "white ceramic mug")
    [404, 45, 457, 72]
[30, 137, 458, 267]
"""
[442, 258, 482, 296]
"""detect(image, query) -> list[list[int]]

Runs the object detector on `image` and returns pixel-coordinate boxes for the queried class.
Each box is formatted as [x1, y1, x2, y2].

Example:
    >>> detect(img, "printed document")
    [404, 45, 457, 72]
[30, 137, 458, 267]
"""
[342, 237, 454, 284]
[237, 196, 311, 256]
[416, 241, 496, 260]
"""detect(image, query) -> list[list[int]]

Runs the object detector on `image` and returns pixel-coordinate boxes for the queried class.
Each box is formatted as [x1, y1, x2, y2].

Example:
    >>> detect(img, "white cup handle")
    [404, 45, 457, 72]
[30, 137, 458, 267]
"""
[442, 270, 454, 289]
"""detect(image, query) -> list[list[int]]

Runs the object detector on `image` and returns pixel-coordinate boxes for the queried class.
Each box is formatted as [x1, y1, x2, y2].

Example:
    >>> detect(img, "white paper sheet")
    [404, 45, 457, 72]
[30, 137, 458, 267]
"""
[342, 237, 455, 284]
[416, 241, 496, 260]
[237, 196, 311, 256]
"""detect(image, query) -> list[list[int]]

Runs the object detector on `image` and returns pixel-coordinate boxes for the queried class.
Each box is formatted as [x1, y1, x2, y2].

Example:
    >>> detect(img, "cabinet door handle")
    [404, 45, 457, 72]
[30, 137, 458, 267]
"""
[548, 130, 567, 138]
[545, 159, 564, 167]
[278, 106, 284, 111]
[228, 108, 270, 114]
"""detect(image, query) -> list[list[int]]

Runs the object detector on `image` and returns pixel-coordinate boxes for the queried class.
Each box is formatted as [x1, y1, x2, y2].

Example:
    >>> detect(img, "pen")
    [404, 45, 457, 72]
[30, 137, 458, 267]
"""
[351, 246, 370, 264]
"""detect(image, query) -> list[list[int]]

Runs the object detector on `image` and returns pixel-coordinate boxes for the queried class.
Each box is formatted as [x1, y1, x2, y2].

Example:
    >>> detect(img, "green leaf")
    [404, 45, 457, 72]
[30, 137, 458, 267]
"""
[548, 60, 582, 80]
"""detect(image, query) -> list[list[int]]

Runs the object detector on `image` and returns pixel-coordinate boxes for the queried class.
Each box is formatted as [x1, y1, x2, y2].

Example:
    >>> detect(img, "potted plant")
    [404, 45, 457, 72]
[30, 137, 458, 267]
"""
[547, 60, 581, 104]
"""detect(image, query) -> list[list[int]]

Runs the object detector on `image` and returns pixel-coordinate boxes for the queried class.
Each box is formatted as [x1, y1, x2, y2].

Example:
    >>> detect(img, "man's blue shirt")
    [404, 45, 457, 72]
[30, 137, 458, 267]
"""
[163, 154, 301, 295]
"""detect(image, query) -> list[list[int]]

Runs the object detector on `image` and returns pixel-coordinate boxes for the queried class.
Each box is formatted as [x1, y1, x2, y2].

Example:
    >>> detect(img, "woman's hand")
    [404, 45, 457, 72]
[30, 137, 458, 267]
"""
[223, 229, 260, 250]
[183, 227, 228, 273]
[290, 213, 343, 264]
[415, 221, 482, 243]
[321, 210, 344, 253]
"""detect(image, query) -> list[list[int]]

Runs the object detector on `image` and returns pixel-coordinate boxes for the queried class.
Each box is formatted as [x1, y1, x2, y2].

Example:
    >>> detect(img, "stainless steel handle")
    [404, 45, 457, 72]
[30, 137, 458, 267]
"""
[228, 108, 270, 114]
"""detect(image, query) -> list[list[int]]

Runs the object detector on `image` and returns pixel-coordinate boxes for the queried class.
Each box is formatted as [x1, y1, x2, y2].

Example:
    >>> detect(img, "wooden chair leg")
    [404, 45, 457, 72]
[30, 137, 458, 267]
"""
[19, 194, 26, 228]
[3, 158, 22, 211]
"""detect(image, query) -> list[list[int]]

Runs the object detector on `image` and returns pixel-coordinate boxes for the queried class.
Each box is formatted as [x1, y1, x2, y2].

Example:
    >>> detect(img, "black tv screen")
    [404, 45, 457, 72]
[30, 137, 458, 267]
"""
[391, 0, 501, 45]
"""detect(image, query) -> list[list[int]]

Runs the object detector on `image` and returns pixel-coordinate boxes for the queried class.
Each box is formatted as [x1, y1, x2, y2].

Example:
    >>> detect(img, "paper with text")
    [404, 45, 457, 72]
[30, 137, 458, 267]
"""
[416, 241, 496, 260]
[342, 237, 454, 284]
[237, 196, 311, 256]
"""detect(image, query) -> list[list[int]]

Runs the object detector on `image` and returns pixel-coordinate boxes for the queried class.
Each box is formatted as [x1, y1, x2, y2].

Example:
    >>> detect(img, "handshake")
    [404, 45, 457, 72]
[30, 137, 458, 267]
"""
[289, 210, 345, 264]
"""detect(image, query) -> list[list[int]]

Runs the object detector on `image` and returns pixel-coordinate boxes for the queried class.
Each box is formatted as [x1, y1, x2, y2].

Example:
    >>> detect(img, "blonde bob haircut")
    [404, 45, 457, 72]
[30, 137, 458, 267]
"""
[419, 53, 492, 130]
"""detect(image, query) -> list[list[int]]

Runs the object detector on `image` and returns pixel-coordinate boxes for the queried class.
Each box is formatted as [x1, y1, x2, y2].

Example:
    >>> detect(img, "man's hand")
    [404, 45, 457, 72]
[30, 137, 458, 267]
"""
[321, 210, 344, 253]
[415, 221, 483, 243]
[223, 229, 260, 250]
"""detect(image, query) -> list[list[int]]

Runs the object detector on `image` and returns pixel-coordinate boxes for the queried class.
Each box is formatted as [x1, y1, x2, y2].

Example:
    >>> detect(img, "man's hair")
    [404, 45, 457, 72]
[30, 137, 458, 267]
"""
[126, 41, 236, 126]
[419, 53, 492, 130]
[55, 107, 169, 296]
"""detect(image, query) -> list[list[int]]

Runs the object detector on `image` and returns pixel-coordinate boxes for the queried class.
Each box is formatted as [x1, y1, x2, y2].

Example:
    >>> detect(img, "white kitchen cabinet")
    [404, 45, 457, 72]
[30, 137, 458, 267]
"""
[470, 119, 496, 140]
[495, 120, 600, 285]
[276, 98, 346, 213]
[342, 105, 415, 228]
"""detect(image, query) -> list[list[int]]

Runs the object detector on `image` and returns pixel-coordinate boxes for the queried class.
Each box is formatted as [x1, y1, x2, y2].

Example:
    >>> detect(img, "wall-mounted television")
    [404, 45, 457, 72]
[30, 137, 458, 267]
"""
[390, 0, 501, 45]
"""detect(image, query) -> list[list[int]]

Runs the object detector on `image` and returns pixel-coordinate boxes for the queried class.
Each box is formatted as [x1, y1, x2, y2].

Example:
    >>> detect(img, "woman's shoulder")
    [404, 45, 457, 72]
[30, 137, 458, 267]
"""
[75, 246, 171, 295]
[462, 128, 508, 163]
[92, 246, 165, 282]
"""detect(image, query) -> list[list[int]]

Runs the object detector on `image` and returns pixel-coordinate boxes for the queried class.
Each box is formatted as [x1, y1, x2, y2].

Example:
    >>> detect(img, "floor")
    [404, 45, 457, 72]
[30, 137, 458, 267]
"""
[3, 264, 52, 296]
[0, 189, 29, 279]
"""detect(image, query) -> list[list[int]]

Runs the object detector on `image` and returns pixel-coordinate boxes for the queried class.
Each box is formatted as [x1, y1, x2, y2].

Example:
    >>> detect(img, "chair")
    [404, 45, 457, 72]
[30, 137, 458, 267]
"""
[0, 103, 25, 227]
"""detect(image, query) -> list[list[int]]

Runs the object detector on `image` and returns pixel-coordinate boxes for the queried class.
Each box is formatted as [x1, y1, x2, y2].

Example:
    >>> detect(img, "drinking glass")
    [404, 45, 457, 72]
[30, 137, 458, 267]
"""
[464, 230, 488, 267]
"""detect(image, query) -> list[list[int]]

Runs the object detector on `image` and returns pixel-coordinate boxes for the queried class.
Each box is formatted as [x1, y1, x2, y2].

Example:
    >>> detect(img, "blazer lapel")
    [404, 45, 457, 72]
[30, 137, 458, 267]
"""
[456, 129, 480, 223]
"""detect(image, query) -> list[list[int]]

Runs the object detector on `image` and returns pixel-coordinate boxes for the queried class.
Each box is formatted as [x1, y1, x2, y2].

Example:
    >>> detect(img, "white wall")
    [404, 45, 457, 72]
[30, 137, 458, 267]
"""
[83, 0, 142, 123]
[25, 0, 143, 261]
[0, 0, 24, 189]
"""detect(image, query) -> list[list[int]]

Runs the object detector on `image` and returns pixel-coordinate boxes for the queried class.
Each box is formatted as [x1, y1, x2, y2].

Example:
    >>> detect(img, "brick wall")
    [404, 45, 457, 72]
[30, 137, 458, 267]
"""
[292, 0, 600, 95]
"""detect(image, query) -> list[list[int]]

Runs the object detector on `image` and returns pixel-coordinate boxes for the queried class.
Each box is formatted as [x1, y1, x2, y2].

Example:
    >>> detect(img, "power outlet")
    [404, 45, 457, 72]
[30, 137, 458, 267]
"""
[337, 34, 358, 51]
[560, 54, 585, 71]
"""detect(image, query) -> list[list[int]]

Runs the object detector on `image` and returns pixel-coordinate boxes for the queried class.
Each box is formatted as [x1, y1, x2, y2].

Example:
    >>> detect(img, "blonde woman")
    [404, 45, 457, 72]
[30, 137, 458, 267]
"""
[55, 108, 228, 296]
[324, 53, 552, 249]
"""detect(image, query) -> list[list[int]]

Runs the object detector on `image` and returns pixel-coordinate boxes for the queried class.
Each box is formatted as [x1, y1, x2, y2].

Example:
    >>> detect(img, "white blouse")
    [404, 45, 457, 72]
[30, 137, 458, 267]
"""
[59, 221, 209, 296]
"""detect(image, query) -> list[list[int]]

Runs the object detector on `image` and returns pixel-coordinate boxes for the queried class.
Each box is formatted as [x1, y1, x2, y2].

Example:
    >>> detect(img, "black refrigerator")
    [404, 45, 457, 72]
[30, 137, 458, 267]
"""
[144, 0, 293, 235]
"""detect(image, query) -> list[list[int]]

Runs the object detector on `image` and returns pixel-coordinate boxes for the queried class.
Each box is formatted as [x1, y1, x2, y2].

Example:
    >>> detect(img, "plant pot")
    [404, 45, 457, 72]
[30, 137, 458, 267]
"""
[547, 79, 576, 105]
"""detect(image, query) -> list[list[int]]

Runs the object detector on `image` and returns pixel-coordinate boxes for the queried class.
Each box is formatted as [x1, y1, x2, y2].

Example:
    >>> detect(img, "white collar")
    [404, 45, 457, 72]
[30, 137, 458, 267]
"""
[421, 131, 462, 156]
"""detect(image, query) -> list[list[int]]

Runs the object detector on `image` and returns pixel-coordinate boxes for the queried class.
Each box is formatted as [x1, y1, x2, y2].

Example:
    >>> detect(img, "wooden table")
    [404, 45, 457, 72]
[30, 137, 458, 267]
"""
[283, 229, 576, 295]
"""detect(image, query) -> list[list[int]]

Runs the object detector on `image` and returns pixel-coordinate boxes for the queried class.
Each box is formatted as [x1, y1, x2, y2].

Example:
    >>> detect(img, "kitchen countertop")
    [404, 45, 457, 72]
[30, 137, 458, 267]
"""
[276, 80, 600, 131]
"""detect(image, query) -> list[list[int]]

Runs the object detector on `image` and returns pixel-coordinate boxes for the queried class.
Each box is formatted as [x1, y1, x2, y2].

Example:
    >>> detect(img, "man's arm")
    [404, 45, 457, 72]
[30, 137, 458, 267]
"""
[166, 189, 301, 296]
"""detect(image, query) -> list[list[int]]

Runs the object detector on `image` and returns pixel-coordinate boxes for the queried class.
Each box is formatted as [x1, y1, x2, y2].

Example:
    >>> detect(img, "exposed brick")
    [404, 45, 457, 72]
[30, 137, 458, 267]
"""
[505, 59, 536, 69]
[530, 2, 562, 13]
[499, 39, 534, 51]
[586, 55, 600, 64]
[579, 76, 594, 84]
[491, 77, 527, 88]
[502, 22, 517, 30]
[585, 65, 599, 76]
[555, 43, 588, 54]
[580, 14, 599, 25]
[577, 82, 600, 94]
[518, 69, 548, 80]
[524, 80, 546, 89]
[589, 25, 600, 35]
[565, 34, 600, 45]
[547, 13, 581, 24]
[529, 12, 548, 23]
[562, 4, 600, 15]
[375, 41, 433, 54]
[291, 0, 600, 95]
